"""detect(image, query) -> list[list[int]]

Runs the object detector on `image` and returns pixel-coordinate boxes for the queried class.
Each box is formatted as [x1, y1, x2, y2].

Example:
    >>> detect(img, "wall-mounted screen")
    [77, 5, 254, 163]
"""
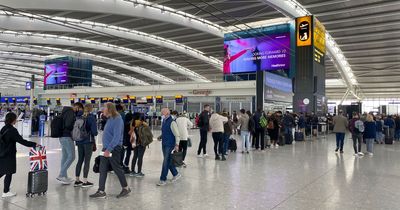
[264, 72, 293, 103]
[44, 61, 68, 85]
[224, 33, 291, 74]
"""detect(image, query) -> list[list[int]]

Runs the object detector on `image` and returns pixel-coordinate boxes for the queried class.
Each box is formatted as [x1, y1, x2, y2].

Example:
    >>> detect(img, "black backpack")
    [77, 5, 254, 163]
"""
[51, 115, 64, 138]
[0, 129, 11, 158]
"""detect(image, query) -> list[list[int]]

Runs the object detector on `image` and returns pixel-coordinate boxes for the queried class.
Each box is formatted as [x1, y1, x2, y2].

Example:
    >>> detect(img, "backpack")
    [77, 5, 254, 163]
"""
[267, 120, 275, 130]
[354, 120, 365, 133]
[72, 117, 89, 141]
[259, 115, 268, 128]
[138, 125, 153, 147]
[0, 129, 10, 158]
[50, 115, 64, 138]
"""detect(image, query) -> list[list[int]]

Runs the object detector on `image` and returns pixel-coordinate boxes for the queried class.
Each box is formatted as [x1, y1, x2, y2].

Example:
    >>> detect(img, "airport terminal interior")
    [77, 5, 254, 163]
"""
[0, 0, 399, 209]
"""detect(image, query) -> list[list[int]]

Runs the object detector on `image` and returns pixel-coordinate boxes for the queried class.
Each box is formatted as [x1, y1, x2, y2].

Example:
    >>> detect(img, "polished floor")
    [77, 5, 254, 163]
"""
[1, 130, 400, 210]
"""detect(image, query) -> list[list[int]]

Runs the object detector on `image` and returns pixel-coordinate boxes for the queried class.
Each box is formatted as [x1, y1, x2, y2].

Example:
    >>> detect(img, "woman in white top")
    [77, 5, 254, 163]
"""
[174, 111, 193, 167]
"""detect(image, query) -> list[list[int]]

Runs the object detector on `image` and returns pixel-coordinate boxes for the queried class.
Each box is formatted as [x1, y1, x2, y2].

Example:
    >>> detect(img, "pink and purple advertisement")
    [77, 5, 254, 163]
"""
[44, 62, 68, 85]
[223, 33, 291, 74]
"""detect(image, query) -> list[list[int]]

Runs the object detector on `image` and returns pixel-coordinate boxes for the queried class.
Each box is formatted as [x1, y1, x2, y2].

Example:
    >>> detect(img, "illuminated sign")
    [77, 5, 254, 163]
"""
[146, 96, 153, 104]
[175, 95, 183, 104]
[156, 96, 163, 104]
[129, 96, 136, 104]
[25, 82, 32, 90]
[313, 18, 326, 54]
[70, 98, 75, 104]
[296, 16, 312, 47]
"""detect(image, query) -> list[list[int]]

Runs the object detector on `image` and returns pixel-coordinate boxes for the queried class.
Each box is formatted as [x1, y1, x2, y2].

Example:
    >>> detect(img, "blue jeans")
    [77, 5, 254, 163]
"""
[59, 137, 75, 178]
[241, 131, 250, 152]
[376, 131, 384, 143]
[365, 138, 374, 153]
[160, 145, 178, 181]
[395, 130, 400, 140]
[335, 133, 345, 151]
[223, 133, 230, 155]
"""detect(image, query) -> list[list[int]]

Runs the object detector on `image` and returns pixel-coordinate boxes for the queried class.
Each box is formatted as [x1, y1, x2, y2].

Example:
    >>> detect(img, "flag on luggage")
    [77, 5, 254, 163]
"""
[29, 146, 48, 171]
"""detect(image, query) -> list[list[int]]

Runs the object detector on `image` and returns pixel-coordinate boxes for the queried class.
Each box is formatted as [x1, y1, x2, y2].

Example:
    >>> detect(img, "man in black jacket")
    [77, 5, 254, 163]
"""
[57, 106, 76, 185]
[197, 104, 210, 157]
[253, 108, 265, 150]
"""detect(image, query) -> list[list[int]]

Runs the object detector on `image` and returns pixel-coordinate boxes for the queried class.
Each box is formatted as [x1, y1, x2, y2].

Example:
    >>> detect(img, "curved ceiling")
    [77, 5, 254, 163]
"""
[0, 0, 398, 99]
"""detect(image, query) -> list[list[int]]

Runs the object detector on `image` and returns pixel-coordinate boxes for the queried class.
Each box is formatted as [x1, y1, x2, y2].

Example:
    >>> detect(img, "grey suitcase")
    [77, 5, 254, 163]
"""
[27, 170, 48, 197]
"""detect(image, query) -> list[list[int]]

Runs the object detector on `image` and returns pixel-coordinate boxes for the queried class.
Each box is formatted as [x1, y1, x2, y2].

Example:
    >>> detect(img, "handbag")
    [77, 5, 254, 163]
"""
[187, 138, 192, 147]
[171, 151, 183, 167]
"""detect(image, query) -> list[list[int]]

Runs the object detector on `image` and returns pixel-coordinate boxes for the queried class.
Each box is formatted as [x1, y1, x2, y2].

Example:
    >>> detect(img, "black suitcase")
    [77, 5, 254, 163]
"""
[27, 170, 48, 197]
[278, 134, 285, 146]
[285, 133, 293, 145]
[229, 138, 237, 152]
[295, 132, 304, 141]
[384, 127, 393, 145]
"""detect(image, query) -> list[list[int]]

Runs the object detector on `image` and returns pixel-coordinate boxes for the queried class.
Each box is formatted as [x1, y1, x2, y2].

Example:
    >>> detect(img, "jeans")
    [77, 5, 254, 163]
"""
[352, 134, 363, 154]
[131, 145, 146, 173]
[376, 131, 384, 143]
[160, 145, 178, 181]
[212, 132, 224, 157]
[0, 173, 12, 193]
[241, 131, 251, 152]
[395, 130, 400, 140]
[335, 133, 345, 151]
[365, 138, 374, 153]
[197, 129, 208, 155]
[59, 137, 76, 178]
[75, 143, 93, 178]
[98, 146, 128, 192]
[179, 140, 188, 161]
[254, 128, 265, 150]
[223, 134, 230, 155]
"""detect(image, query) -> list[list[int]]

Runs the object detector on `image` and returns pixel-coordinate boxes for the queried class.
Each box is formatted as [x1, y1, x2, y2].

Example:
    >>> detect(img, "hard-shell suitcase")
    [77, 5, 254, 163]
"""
[27, 146, 48, 197]
[295, 132, 304, 141]
[384, 127, 393, 145]
[27, 170, 48, 197]
[278, 134, 285, 146]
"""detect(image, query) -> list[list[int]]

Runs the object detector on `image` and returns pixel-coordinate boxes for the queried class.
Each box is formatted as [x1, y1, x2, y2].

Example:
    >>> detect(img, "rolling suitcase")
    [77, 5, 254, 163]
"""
[27, 146, 48, 197]
[278, 134, 285, 146]
[285, 133, 293, 145]
[229, 138, 237, 152]
[295, 132, 304, 141]
[384, 127, 393, 145]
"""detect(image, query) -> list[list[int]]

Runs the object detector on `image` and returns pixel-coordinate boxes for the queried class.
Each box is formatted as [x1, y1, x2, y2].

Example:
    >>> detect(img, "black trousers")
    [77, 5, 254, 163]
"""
[0, 173, 12, 193]
[131, 145, 146, 173]
[198, 129, 208, 155]
[123, 146, 132, 167]
[179, 140, 188, 161]
[212, 132, 224, 156]
[75, 143, 93, 178]
[255, 128, 265, 150]
[98, 146, 128, 192]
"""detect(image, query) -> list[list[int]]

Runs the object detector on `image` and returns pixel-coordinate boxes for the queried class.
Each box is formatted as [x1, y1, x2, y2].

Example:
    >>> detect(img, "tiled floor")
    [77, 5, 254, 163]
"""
[1, 130, 400, 210]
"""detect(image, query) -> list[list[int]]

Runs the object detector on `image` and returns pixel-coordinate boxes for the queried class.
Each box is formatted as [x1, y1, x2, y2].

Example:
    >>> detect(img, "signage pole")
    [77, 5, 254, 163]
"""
[29, 75, 35, 110]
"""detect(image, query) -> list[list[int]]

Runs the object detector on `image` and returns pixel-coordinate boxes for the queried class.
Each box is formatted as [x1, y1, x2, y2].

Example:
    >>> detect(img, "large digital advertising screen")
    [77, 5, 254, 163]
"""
[44, 61, 68, 85]
[223, 33, 291, 74]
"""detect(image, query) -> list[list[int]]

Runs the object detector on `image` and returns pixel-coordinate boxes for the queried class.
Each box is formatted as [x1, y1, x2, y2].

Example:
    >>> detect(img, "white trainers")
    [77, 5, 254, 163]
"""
[353, 153, 359, 157]
[358, 152, 364, 156]
[156, 181, 167, 186]
[171, 173, 182, 183]
[56, 177, 73, 185]
[368, 152, 374, 156]
[197, 154, 203, 158]
[203, 154, 209, 157]
[2, 192, 16, 198]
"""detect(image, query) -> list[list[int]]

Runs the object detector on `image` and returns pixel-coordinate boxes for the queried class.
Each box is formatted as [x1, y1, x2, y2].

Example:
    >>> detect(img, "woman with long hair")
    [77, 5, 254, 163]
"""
[364, 114, 377, 156]
[129, 113, 149, 177]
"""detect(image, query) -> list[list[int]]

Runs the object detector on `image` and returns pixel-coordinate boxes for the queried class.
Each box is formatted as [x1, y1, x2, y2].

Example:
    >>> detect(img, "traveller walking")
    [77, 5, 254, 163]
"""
[197, 105, 210, 158]
[333, 110, 348, 153]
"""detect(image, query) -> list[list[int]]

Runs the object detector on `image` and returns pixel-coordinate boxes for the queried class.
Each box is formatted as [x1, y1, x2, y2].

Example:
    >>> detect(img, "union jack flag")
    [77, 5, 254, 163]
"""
[29, 146, 48, 171]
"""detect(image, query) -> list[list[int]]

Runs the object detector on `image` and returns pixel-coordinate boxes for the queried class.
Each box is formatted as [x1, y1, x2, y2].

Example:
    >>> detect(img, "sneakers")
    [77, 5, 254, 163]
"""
[2, 192, 16, 198]
[221, 156, 226, 161]
[358, 152, 364, 156]
[135, 172, 145, 178]
[203, 154, 209, 157]
[182, 162, 187, 168]
[82, 182, 94, 188]
[123, 167, 131, 174]
[116, 188, 131, 199]
[367, 152, 374, 156]
[340, 151, 344, 154]
[57, 177, 73, 185]
[156, 180, 167, 186]
[171, 173, 182, 183]
[129, 172, 138, 177]
[335, 148, 339, 153]
[74, 181, 83, 187]
[197, 154, 203, 158]
[353, 153, 359, 157]
[215, 155, 220, 160]
[89, 191, 106, 199]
